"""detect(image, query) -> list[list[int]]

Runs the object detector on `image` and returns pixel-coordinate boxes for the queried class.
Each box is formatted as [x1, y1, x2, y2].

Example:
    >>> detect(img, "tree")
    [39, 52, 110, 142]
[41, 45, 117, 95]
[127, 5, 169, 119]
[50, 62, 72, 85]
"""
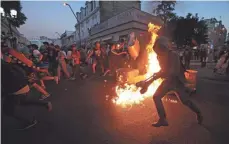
[171, 13, 208, 47]
[155, 1, 176, 26]
[1, 1, 27, 27]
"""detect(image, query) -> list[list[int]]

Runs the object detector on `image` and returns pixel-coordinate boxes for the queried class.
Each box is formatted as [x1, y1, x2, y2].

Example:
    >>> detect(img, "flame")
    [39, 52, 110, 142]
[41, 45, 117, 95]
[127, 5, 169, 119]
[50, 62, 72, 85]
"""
[112, 23, 165, 107]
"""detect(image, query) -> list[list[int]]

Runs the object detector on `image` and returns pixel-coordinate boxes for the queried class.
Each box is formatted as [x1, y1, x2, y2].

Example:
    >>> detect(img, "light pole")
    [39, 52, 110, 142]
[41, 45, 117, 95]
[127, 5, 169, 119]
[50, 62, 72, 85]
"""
[55, 32, 61, 38]
[1, 7, 17, 48]
[63, 2, 81, 46]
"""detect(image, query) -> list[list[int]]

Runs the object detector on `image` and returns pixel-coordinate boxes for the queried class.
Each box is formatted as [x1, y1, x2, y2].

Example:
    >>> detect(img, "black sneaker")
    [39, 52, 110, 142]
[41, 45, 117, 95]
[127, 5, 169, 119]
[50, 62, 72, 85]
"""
[16, 119, 37, 130]
[152, 119, 169, 127]
[197, 114, 203, 125]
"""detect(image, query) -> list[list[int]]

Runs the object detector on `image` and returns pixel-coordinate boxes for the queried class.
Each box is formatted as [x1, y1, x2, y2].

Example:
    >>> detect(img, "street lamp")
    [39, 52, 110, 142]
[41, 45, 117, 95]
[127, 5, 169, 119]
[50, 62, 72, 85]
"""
[63, 2, 81, 46]
[55, 32, 61, 38]
[10, 9, 17, 18]
[0, 7, 18, 48]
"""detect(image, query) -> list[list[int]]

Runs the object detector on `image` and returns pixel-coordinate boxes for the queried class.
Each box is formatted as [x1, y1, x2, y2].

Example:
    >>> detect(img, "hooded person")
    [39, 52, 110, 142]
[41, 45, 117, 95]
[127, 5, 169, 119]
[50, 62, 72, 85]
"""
[136, 36, 203, 127]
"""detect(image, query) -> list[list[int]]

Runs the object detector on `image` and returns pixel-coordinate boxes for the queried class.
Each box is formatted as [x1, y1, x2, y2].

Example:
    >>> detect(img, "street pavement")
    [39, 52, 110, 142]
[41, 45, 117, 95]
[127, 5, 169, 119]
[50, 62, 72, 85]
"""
[2, 66, 229, 144]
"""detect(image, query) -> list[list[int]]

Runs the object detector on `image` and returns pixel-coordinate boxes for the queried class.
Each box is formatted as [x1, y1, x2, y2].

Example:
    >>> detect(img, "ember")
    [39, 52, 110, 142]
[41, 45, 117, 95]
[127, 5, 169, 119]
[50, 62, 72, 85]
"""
[112, 23, 165, 107]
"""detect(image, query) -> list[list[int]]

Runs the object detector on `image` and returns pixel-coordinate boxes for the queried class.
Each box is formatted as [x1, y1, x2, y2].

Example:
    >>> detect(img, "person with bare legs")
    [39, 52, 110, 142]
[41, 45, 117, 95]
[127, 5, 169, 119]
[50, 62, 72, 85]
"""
[86, 41, 105, 75]
[57, 47, 71, 80]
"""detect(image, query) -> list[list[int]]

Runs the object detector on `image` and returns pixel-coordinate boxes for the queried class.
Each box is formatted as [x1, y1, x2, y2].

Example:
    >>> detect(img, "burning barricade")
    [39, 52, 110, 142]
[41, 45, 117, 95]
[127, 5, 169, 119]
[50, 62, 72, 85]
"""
[113, 23, 164, 107]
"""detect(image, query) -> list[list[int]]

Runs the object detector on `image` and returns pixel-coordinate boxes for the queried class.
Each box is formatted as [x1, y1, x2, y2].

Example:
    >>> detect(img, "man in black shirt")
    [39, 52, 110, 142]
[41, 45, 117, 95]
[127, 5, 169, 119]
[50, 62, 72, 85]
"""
[1, 52, 52, 130]
[47, 43, 58, 76]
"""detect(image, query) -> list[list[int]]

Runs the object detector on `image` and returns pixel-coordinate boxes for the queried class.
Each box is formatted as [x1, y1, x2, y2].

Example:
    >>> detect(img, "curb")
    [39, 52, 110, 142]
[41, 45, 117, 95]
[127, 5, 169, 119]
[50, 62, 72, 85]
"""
[201, 76, 229, 83]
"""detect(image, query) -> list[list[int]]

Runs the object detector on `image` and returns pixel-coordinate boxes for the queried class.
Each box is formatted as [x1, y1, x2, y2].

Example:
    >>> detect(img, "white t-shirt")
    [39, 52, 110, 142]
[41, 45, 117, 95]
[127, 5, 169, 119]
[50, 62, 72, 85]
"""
[67, 51, 72, 58]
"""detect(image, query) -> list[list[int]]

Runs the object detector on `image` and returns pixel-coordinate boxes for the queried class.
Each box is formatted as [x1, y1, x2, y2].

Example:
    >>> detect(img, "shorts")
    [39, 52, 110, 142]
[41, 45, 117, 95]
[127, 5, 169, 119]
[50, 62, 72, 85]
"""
[93, 58, 104, 66]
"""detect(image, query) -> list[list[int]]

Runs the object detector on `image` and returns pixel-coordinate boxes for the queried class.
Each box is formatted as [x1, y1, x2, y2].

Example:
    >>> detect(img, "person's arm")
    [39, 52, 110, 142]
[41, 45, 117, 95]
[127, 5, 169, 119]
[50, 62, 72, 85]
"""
[111, 49, 126, 56]
[33, 50, 43, 62]
[86, 50, 93, 61]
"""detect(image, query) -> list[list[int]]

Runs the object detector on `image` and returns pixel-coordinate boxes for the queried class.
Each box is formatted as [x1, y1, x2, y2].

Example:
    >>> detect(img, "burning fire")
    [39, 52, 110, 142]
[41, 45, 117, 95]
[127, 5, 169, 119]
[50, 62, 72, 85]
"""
[113, 23, 165, 107]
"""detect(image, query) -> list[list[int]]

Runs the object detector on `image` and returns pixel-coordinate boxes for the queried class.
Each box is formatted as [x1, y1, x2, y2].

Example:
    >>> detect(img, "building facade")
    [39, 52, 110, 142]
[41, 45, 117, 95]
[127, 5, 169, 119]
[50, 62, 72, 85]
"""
[53, 39, 62, 47]
[60, 31, 76, 48]
[74, 0, 141, 45]
[29, 36, 54, 48]
[205, 18, 227, 47]
[226, 33, 229, 42]
[90, 8, 162, 43]
[1, 19, 29, 47]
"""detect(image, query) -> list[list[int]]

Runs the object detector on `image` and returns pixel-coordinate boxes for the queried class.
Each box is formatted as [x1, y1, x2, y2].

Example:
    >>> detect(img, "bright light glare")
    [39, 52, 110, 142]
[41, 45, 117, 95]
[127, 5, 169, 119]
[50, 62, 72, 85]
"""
[10, 9, 17, 18]
[0, 7, 5, 16]
[63, 3, 67, 6]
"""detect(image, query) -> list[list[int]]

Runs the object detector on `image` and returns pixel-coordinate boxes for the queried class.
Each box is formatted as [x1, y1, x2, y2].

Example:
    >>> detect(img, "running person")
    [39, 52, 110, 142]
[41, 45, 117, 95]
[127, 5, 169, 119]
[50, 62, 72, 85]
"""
[86, 41, 105, 74]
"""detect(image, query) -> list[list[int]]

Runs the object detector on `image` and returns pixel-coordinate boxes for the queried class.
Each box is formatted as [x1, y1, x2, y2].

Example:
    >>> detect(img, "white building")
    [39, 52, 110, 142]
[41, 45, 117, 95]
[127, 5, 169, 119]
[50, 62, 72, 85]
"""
[74, 1, 141, 45]
[53, 39, 62, 47]
[205, 18, 227, 47]
[60, 30, 76, 48]
[1, 19, 29, 47]
[90, 8, 162, 43]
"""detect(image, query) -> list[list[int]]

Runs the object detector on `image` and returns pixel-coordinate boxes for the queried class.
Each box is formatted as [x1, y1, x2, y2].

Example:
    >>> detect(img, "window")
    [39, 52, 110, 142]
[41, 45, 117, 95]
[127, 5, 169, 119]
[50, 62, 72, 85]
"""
[91, 1, 93, 11]
[94, 0, 96, 8]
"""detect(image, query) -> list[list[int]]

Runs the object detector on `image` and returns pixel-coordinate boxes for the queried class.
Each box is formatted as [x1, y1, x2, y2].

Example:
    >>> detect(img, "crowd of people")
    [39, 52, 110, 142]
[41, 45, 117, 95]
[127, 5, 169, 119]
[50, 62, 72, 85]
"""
[2, 34, 229, 130]
[1, 39, 136, 130]
[179, 44, 229, 74]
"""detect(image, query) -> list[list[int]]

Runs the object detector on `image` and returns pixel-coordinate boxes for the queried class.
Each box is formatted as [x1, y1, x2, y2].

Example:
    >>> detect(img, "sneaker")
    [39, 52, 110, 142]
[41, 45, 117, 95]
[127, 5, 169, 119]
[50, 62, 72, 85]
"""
[39, 93, 50, 100]
[16, 119, 37, 130]
[197, 114, 203, 125]
[69, 77, 76, 80]
[46, 102, 52, 112]
[152, 119, 169, 127]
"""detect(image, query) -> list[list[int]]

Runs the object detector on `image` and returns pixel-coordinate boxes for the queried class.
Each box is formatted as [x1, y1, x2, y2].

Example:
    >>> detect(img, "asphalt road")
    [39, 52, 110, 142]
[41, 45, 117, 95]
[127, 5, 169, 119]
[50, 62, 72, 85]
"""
[2, 69, 229, 144]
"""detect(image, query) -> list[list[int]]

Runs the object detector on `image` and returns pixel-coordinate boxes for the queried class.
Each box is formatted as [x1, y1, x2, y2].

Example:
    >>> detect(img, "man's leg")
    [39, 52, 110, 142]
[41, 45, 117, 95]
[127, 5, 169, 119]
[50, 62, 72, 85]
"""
[152, 81, 171, 127]
[3, 94, 37, 130]
[61, 60, 70, 78]
[18, 93, 52, 112]
[176, 81, 203, 124]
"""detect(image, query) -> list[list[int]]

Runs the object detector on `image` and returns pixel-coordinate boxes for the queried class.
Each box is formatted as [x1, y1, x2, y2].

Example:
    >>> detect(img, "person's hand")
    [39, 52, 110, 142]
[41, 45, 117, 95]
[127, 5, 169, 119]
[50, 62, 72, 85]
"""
[140, 85, 148, 94]
[136, 80, 145, 88]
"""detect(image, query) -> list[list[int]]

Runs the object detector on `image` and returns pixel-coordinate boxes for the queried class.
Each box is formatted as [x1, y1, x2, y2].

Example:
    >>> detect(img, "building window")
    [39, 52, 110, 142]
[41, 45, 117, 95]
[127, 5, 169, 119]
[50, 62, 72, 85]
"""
[91, 1, 93, 11]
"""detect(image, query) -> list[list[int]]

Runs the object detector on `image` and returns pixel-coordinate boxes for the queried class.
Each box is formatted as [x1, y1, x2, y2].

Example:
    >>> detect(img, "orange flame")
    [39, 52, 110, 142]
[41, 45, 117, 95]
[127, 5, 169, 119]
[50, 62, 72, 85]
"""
[112, 23, 165, 107]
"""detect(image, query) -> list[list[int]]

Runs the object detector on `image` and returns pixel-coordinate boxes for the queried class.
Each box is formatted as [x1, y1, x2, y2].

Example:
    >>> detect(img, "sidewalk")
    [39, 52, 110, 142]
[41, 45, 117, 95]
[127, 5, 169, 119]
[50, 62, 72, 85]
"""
[197, 67, 229, 82]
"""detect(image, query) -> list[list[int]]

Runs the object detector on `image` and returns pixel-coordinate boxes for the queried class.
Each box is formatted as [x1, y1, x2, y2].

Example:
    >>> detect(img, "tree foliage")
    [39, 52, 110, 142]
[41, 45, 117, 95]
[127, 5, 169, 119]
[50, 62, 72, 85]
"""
[166, 13, 208, 47]
[155, 1, 176, 25]
[1, 1, 27, 27]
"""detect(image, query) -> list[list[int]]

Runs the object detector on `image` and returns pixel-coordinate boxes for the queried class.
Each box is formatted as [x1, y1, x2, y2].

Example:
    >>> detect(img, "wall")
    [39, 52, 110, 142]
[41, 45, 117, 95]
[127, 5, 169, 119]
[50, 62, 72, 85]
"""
[75, 1, 100, 44]
[91, 8, 162, 36]
[99, 1, 140, 23]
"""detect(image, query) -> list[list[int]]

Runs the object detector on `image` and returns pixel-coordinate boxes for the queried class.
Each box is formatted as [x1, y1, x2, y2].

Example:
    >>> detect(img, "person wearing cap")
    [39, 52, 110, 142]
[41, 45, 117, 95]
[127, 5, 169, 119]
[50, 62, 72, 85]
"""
[137, 36, 203, 127]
